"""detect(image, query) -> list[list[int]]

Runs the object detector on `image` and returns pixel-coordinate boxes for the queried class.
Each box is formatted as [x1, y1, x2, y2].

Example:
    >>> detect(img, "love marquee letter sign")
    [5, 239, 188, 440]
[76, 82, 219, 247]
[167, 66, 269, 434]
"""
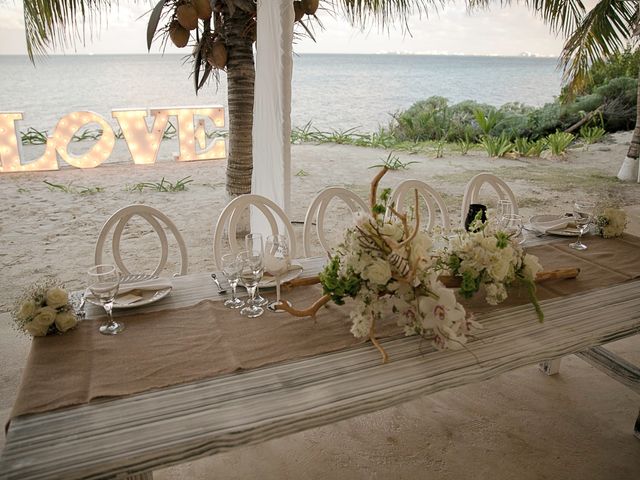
[0, 106, 225, 173]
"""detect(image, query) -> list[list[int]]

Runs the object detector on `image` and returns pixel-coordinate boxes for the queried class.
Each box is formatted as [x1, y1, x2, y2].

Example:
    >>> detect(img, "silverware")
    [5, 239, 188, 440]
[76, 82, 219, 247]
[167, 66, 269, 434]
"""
[211, 273, 227, 294]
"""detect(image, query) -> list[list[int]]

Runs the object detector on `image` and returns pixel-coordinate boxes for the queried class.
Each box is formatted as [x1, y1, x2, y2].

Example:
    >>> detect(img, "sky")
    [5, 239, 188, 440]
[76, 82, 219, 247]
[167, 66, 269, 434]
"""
[0, 2, 565, 57]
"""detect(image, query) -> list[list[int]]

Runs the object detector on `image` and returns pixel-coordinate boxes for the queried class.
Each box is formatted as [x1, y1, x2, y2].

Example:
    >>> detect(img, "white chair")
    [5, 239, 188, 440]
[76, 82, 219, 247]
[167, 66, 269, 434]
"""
[213, 194, 297, 268]
[303, 187, 369, 257]
[460, 173, 518, 228]
[390, 179, 451, 232]
[95, 204, 188, 276]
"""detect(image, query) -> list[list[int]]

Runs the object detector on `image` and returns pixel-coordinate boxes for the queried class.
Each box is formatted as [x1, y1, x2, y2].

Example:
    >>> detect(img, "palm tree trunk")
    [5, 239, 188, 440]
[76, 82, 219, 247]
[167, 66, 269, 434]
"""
[224, 7, 255, 197]
[626, 67, 640, 161]
[618, 66, 640, 181]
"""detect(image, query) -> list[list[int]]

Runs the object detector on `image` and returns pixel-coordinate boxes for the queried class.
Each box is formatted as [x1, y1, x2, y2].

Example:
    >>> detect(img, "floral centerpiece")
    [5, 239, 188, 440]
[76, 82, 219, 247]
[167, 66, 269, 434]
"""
[280, 167, 548, 362]
[595, 207, 627, 238]
[12, 279, 78, 336]
[438, 219, 544, 321]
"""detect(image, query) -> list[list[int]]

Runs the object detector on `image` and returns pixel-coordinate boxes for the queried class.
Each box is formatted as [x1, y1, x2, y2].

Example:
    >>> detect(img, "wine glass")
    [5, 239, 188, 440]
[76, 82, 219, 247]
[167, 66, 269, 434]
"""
[570, 200, 596, 250]
[238, 250, 264, 318]
[264, 234, 291, 313]
[87, 264, 124, 335]
[502, 213, 525, 244]
[245, 233, 268, 307]
[221, 253, 244, 309]
[497, 199, 513, 228]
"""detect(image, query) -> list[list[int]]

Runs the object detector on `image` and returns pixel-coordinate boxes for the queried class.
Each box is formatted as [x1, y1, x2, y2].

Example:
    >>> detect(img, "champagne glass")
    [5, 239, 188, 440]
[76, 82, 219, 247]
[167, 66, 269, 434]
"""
[87, 264, 124, 335]
[264, 234, 291, 313]
[245, 233, 268, 307]
[502, 213, 525, 244]
[221, 253, 244, 309]
[238, 250, 264, 318]
[570, 200, 596, 250]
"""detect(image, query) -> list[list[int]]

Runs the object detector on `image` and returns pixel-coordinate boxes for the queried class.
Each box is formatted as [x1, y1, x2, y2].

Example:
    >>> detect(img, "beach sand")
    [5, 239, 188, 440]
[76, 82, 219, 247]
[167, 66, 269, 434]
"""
[1, 134, 639, 478]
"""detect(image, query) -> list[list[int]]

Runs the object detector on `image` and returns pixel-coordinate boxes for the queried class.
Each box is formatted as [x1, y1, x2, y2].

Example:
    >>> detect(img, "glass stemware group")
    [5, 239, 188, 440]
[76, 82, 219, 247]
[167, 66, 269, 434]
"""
[218, 232, 292, 318]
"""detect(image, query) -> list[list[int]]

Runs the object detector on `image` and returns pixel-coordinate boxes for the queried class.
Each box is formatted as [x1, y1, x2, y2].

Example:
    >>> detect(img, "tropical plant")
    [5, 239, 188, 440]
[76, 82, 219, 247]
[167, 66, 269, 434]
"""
[480, 134, 513, 158]
[546, 131, 575, 156]
[473, 108, 502, 135]
[21, 0, 431, 198]
[580, 125, 606, 144]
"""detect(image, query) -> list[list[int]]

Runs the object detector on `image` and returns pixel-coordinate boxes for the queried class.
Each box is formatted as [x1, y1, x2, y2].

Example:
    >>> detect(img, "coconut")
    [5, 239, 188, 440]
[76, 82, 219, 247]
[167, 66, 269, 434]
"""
[293, 1, 304, 22]
[207, 41, 227, 69]
[177, 4, 199, 31]
[169, 21, 190, 48]
[302, 0, 319, 15]
[193, 0, 212, 20]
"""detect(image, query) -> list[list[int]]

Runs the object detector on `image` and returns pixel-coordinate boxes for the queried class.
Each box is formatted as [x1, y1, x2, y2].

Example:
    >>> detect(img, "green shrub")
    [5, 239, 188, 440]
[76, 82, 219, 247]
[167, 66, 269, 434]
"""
[547, 131, 575, 156]
[473, 108, 502, 135]
[480, 134, 513, 157]
[580, 125, 606, 144]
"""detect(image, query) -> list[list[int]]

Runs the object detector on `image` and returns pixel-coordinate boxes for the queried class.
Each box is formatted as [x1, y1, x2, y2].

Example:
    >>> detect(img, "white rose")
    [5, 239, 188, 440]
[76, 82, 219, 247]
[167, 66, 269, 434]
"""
[55, 311, 78, 333]
[25, 320, 50, 337]
[522, 254, 542, 281]
[25, 306, 57, 336]
[18, 299, 37, 321]
[380, 223, 404, 242]
[489, 257, 510, 282]
[45, 287, 68, 308]
[362, 258, 392, 286]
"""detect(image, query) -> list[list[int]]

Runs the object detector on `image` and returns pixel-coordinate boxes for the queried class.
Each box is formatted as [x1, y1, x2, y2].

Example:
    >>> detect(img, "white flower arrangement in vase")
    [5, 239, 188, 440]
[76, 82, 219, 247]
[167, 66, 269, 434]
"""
[12, 279, 79, 336]
[595, 207, 627, 238]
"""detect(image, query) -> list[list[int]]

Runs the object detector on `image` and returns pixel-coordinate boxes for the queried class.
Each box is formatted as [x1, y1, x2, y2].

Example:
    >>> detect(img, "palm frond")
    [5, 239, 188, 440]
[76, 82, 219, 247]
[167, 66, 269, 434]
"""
[23, 0, 116, 60]
[332, 0, 443, 32]
[560, 0, 636, 95]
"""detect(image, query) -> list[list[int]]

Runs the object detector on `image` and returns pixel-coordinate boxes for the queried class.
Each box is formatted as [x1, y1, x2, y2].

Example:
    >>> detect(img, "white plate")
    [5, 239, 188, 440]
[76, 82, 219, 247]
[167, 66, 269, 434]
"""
[260, 263, 303, 288]
[529, 214, 581, 237]
[85, 274, 172, 309]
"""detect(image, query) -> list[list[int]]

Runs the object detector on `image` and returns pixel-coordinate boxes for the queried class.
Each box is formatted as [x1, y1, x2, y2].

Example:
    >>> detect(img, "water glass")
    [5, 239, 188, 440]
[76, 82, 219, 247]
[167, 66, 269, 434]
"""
[245, 233, 268, 307]
[497, 199, 513, 228]
[238, 250, 264, 318]
[221, 253, 244, 309]
[87, 264, 124, 335]
[570, 200, 596, 250]
[264, 234, 291, 312]
[502, 214, 524, 244]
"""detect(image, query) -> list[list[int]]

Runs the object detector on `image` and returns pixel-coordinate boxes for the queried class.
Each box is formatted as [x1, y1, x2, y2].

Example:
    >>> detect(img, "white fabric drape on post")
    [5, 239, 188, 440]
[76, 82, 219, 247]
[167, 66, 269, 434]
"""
[251, 0, 294, 234]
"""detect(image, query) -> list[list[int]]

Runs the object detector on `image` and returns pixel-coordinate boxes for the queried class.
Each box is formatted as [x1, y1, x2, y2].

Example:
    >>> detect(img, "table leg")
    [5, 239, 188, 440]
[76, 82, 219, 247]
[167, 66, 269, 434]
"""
[538, 358, 562, 376]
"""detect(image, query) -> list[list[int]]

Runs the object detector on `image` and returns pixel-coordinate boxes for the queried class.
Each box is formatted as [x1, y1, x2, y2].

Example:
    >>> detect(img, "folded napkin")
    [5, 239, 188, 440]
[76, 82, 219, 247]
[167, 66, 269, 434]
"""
[117, 278, 173, 296]
[531, 217, 570, 233]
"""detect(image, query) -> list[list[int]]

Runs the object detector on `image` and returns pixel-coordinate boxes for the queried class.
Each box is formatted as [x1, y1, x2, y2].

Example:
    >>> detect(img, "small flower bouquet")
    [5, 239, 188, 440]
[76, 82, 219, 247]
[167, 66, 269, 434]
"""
[595, 207, 627, 238]
[439, 221, 544, 321]
[12, 279, 79, 336]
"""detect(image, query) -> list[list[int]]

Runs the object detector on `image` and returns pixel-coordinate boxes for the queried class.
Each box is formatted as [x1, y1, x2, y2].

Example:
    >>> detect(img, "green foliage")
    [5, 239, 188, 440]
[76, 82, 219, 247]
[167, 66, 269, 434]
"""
[457, 135, 473, 155]
[43, 180, 104, 195]
[319, 255, 361, 305]
[580, 125, 606, 144]
[370, 152, 417, 171]
[546, 131, 575, 156]
[473, 108, 502, 135]
[480, 134, 513, 158]
[127, 176, 193, 193]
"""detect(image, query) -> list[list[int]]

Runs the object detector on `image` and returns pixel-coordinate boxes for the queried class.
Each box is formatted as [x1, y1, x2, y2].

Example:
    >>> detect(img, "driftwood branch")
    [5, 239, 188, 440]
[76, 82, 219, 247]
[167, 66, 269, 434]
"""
[438, 267, 580, 288]
[276, 294, 331, 318]
[369, 166, 389, 214]
[369, 317, 388, 364]
[564, 105, 604, 134]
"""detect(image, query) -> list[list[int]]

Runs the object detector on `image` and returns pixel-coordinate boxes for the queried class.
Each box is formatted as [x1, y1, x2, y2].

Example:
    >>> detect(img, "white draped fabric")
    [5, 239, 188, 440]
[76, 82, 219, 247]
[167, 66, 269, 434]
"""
[251, 0, 294, 234]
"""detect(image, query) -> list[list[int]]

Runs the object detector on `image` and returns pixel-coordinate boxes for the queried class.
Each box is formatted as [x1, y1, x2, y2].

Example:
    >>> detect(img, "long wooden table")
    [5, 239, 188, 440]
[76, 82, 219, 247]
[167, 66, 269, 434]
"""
[1, 248, 639, 480]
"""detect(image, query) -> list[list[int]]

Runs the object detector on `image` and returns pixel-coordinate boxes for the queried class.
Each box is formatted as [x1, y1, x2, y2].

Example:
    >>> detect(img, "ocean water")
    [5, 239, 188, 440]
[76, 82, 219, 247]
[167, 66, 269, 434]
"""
[0, 53, 561, 132]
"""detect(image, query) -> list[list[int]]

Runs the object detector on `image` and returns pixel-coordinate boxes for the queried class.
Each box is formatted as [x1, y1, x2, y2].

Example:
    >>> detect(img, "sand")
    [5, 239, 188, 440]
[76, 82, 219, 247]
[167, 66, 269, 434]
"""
[1, 133, 639, 478]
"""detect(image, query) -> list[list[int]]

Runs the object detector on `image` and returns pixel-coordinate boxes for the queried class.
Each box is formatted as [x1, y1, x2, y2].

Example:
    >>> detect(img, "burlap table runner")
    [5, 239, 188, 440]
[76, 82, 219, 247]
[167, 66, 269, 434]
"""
[10, 235, 640, 422]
